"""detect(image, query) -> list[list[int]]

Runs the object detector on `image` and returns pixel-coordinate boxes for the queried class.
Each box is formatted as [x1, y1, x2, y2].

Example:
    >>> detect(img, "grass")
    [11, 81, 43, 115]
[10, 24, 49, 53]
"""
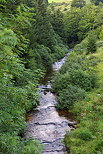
[49, 0, 71, 3]
[48, 0, 72, 12]
[48, 0, 90, 5]
[64, 46, 103, 154]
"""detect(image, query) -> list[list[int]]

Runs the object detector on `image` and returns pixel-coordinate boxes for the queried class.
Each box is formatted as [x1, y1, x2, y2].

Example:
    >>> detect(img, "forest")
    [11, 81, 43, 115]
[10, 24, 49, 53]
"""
[0, 0, 103, 153]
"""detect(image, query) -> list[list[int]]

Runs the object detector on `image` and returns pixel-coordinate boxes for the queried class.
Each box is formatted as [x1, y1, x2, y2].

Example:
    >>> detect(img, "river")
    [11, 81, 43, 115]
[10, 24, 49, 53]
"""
[24, 51, 75, 154]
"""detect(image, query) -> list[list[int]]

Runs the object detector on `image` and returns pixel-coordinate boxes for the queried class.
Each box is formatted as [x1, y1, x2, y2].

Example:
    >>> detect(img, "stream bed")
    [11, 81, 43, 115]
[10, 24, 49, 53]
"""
[24, 51, 75, 154]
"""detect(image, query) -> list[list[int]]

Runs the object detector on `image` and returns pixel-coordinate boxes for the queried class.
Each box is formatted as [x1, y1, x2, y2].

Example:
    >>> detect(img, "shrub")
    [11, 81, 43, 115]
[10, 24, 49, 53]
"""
[51, 44, 67, 60]
[74, 128, 93, 141]
[73, 39, 88, 54]
[52, 73, 71, 93]
[71, 0, 86, 8]
[0, 133, 43, 154]
[96, 41, 103, 48]
[56, 85, 85, 109]
[68, 69, 96, 91]
[53, 69, 96, 93]
[60, 61, 82, 74]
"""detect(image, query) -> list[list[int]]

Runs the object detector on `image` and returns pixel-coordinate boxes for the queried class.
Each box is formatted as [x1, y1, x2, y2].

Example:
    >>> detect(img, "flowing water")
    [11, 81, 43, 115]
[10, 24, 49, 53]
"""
[24, 51, 75, 154]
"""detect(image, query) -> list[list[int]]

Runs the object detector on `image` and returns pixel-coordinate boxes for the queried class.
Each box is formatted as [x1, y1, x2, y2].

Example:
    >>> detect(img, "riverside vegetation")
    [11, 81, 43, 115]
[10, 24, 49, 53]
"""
[52, 1, 103, 154]
[0, 0, 103, 153]
[0, 0, 68, 153]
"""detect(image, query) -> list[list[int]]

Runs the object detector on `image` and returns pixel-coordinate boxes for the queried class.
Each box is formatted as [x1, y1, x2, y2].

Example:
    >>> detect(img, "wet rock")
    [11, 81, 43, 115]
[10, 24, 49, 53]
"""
[68, 121, 77, 126]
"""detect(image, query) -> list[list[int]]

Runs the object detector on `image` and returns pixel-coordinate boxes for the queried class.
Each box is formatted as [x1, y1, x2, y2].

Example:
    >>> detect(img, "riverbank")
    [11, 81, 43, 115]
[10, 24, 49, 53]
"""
[53, 46, 103, 153]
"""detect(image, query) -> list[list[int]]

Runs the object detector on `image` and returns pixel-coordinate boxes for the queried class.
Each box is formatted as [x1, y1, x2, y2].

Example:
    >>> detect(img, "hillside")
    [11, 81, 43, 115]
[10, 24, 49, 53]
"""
[49, 0, 71, 2]
[48, 0, 90, 12]
[63, 39, 103, 154]
[48, 0, 72, 11]
[52, 2, 103, 153]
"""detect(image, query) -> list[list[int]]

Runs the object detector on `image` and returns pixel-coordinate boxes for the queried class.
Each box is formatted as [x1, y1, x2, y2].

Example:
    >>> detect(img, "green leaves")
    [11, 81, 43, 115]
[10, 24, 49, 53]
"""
[0, 133, 43, 154]
[71, 0, 86, 8]
[87, 33, 97, 54]
[63, 3, 103, 43]
[0, 29, 17, 46]
[57, 85, 85, 109]
[0, 0, 67, 153]
[0, 22, 42, 153]
[53, 52, 97, 110]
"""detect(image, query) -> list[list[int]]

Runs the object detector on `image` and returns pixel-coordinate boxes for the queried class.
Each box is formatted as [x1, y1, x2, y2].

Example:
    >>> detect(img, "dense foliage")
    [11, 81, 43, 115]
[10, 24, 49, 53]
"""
[71, 0, 86, 8]
[1, 0, 103, 153]
[0, 0, 68, 153]
[64, 39, 103, 154]
[52, 1, 103, 153]
[0, 22, 43, 154]
[53, 52, 96, 109]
